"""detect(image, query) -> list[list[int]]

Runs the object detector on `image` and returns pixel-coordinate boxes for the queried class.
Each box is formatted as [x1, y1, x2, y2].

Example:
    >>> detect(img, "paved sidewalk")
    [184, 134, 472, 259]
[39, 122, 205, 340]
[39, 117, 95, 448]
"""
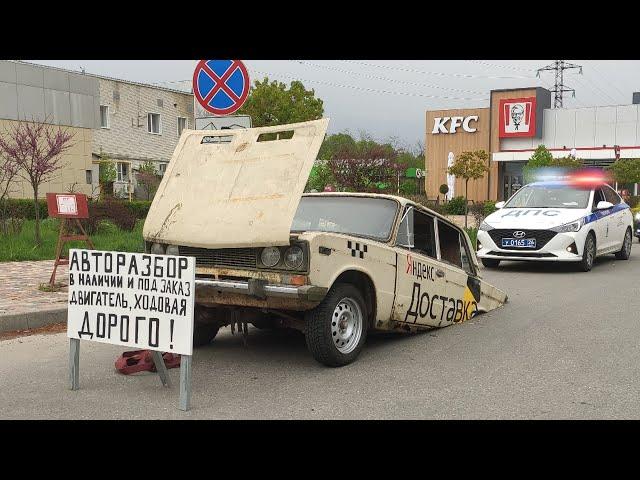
[0, 261, 68, 332]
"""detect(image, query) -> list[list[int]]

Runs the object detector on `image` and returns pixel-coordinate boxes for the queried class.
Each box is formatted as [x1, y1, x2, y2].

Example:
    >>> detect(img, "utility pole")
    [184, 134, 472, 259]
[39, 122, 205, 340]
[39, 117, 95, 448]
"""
[537, 60, 583, 108]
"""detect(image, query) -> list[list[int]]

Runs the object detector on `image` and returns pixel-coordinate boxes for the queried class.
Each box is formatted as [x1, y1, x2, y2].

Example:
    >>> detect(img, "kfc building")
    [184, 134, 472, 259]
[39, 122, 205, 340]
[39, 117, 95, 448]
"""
[425, 87, 640, 202]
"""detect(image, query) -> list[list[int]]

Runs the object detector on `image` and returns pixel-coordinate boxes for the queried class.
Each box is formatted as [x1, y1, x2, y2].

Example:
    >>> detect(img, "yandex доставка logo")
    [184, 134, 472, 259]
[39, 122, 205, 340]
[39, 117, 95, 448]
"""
[432, 116, 479, 134]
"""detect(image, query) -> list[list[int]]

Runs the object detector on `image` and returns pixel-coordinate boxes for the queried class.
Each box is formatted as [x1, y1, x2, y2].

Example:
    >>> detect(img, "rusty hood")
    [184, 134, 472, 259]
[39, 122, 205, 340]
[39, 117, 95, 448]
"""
[143, 118, 329, 248]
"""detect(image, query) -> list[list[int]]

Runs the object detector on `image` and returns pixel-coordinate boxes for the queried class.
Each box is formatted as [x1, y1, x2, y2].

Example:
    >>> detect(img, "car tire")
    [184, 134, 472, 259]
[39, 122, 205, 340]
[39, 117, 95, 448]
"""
[579, 232, 596, 272]
[305, 283, 368, 367]
[481, 258, 500, 268]
[615, 228, 632, 260]
[192, 305, 220, 347]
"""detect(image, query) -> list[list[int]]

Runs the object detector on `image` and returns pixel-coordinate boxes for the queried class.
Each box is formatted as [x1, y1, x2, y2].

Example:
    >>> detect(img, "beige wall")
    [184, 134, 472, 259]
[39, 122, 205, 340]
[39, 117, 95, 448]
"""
[1, 119, 94, 199]
[425, 108, 490, 202]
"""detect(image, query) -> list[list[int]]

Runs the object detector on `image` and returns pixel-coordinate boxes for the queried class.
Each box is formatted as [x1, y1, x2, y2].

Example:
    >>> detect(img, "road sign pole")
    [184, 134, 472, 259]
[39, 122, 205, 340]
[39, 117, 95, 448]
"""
[69, 338, 80, 391]
[179, 355, 192, 411]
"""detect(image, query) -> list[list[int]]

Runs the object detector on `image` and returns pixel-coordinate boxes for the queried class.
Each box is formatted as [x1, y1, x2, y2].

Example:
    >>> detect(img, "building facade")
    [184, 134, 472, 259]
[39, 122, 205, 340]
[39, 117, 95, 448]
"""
[93, 77, 194, 198]
[425, 87, 640, 202]
[0, 60, 99, 198]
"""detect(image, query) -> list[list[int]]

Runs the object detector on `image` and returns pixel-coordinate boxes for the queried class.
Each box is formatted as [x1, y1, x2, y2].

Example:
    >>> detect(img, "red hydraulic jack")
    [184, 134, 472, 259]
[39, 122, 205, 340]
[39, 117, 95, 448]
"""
[115, 350, 181, 375]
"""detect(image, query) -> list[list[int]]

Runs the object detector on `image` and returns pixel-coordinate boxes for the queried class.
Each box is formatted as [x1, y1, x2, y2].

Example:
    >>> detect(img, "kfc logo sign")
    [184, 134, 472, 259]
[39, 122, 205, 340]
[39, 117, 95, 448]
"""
[432, 116, 479, 134]
[499, 97, 537, 137]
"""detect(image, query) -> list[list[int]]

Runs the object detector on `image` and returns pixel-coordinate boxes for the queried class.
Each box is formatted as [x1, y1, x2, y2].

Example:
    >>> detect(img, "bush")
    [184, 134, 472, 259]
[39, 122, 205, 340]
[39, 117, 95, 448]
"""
[85, 199, 137, 234]
[445, 196, 467, 215]
[2, 199, 48, 220]
[124, 200, 152, 219]
[483, 201, 497, 216]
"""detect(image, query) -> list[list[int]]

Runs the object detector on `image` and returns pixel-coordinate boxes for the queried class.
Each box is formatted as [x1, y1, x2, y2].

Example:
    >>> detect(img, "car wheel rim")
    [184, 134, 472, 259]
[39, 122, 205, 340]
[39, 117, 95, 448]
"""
[587, 238, 594, 267]
[624, 231, 631, 255]
[331, 297, 363, 355]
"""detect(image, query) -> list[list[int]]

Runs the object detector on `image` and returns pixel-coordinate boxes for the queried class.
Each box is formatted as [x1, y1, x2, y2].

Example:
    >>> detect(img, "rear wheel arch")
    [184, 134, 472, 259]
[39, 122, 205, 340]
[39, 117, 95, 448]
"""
[331, 270, 377, 329]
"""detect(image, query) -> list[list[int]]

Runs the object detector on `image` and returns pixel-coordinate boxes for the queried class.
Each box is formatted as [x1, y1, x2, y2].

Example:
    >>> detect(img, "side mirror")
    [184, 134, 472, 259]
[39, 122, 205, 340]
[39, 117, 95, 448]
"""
[494, 201, 505, 209]
[595, 201, 614, 210]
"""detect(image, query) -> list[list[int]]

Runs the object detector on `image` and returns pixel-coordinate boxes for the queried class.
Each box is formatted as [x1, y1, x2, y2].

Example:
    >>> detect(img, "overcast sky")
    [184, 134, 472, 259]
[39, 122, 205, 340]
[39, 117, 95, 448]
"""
[28, 60, 640, 150]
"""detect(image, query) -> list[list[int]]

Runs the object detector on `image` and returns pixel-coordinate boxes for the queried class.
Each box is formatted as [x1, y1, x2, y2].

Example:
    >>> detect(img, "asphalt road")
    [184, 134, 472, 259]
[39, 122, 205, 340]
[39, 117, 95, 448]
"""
[2, 247, 640, 419]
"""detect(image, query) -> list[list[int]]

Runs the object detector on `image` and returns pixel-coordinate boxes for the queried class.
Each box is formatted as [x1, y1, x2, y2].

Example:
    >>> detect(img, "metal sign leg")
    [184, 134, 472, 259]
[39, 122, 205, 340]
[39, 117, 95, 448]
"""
[69, 338, 80, 391]
[151, 351, 171, 388]
[179, 355, 192, 411]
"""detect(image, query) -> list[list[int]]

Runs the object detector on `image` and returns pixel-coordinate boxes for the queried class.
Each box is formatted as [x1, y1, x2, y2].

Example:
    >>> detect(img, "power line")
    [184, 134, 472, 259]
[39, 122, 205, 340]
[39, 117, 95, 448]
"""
[465, 60, 536, 73]
[337, 60, 536, 80]
[587, 61, 628, 103]
[536, 60, 583, 108]
[293, 60, 487, 95]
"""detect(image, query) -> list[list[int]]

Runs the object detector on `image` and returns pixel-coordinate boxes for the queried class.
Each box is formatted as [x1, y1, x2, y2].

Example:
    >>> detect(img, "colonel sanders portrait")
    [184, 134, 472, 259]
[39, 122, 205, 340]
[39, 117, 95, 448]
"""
[510, 104, 525, 131]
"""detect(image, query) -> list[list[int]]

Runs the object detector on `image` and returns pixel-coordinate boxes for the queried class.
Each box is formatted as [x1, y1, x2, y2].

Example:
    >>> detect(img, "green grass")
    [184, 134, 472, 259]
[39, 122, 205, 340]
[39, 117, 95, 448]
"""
[464, 227, 478, 251]
[0, 218, 145, 262]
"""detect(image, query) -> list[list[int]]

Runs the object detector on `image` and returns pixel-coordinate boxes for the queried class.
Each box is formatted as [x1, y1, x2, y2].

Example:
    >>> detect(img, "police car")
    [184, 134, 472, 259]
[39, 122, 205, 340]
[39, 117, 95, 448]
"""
[477, 177, 634, 272]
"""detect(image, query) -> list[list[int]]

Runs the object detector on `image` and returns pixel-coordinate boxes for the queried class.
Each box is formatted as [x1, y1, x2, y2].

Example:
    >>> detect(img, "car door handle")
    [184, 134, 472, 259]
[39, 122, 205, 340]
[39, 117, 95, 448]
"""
[435, 269, 445, 278]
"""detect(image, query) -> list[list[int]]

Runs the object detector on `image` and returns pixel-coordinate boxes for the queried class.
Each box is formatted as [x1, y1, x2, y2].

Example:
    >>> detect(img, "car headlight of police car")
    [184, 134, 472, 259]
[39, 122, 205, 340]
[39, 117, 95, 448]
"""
[479, 220, 494, 231]
[550, 218, 585, 233]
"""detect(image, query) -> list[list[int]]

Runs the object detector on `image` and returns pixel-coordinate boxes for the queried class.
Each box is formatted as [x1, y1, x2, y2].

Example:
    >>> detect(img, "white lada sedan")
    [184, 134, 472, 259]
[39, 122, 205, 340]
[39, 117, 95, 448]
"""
[477, 180, 633, 271]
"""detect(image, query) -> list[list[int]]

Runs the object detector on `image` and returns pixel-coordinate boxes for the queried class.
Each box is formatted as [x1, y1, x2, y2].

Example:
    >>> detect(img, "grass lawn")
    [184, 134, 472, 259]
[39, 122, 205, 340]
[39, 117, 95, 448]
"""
[0, 218, 145, 262]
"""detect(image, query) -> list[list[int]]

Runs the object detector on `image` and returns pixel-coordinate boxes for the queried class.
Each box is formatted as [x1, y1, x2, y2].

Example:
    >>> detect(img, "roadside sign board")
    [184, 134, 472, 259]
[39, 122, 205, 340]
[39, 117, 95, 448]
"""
[192, 60, 250, 116]
[46, 193, 89, 219]
[67, 249, 195, 356]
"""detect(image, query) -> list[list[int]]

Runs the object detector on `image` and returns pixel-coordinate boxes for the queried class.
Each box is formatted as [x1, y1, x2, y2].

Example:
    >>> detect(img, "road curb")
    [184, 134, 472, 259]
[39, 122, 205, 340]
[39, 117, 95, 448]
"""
[0, 308, 67, 334]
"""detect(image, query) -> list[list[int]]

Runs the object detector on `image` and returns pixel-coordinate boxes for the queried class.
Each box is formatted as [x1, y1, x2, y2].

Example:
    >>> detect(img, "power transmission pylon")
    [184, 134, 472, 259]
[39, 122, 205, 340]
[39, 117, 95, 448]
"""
[536, 60, 582, 108]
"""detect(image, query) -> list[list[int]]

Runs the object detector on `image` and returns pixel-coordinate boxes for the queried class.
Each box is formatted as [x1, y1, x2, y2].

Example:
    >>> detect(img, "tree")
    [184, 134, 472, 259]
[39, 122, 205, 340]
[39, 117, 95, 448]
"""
[0, 120, 74, 245]
[0, 153, 18, 234]
[98, 154, 117, 199]
[305, 161, 334, 192]
[135, 161, 161, 201]
[447, 150, 490, 228]
[607, 158, 640, 185]
[523, 144, 554, 184]
[236, 78, 324, 127]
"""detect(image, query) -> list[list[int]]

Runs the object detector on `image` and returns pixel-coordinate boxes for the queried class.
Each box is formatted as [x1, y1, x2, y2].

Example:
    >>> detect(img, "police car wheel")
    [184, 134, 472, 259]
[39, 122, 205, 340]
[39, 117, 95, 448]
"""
[192, 305, 220, 347]
[579, 233, 596, 272]
[481, 258, 500, 268]
[305, 283, 368, 367]
[615, 228, 632, 260]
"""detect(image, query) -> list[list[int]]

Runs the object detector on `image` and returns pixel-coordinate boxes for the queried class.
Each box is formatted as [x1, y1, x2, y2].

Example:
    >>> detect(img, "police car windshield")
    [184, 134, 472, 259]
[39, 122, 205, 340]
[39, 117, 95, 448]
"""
[503, 184, 590, 209]
[291, 196, 398, 240]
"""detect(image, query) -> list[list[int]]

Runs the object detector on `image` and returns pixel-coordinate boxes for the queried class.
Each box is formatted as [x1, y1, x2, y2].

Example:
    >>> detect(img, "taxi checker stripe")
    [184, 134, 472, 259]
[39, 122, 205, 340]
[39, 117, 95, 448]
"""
[200, 61, 242, 105]
[347, 240, 367, 259]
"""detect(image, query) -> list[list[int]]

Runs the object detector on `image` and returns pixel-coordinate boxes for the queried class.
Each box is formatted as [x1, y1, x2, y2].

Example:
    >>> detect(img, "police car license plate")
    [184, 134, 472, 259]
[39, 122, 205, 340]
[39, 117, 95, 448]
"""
[501, 238, 536, 248]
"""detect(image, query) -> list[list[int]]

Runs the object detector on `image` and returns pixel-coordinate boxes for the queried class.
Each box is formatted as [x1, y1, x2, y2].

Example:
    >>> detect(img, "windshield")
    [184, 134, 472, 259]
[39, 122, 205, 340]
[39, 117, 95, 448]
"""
[504, 184, 590, 209]
[291, 196, 399, 240]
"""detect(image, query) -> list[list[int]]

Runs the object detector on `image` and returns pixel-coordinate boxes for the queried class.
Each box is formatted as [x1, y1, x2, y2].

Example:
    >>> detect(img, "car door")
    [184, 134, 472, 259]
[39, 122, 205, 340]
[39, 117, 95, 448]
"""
[602, 185, 626, 248]
[591, 187, 613, 253]
[393, 206, 449, 327]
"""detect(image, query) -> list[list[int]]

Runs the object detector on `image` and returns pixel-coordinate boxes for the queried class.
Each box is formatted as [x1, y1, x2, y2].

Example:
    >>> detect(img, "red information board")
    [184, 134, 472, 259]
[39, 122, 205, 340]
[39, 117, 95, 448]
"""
[46, 193, 89, 219]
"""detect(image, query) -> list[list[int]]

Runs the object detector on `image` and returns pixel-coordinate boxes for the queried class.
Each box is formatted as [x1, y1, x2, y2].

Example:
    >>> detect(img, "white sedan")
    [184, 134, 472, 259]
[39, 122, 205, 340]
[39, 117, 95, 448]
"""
[477, 181, 633, 271]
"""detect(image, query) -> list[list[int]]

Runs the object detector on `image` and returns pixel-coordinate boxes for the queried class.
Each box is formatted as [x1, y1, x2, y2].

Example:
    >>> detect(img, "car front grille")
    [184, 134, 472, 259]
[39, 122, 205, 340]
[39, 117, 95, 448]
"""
[487, 251, 557, 258]
[179, 246, 257, 269]
[487, 229, 558, 251]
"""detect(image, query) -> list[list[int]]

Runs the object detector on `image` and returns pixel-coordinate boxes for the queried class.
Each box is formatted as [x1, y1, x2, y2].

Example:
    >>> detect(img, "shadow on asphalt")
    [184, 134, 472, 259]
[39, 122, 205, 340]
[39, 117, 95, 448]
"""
[482, 253, 625, 275]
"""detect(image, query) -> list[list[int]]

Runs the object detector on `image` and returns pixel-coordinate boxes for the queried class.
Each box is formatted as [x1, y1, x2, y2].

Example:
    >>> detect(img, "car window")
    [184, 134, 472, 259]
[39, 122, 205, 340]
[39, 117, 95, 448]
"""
[459, 233, 475, 275]
[437, 220, 463, 269]
[396, 207, 436, 259]
[593, 188, 606, 209]
[603, 185, 621, 205]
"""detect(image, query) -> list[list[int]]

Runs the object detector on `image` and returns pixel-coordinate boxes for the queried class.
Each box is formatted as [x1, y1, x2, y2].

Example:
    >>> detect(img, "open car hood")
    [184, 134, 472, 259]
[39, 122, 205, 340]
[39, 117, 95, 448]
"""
[143, 118, 329, 248]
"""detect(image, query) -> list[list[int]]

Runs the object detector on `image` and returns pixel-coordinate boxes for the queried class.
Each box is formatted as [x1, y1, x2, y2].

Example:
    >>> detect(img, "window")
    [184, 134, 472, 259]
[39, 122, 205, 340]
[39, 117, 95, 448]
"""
[100, 105, 109, 128]
[459, 233, 474, 275]
[159, 163, 167, 175]
[593, 188, 606, 209]
[147, 113, 161, 134]
[603, 185, 621, 205]
[85, 170, 92, 184]
[396, 207, 436, 259]
[177, 117, 187, 136]
[438, 220, 463, 269]
[116, 162, 129, 182]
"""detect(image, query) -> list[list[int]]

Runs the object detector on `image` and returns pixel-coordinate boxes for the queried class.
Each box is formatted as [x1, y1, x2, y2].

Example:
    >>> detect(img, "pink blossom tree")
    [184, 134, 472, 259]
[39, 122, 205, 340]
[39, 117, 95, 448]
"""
[0, 153, 19, 233]
[0, 120, 74, 245]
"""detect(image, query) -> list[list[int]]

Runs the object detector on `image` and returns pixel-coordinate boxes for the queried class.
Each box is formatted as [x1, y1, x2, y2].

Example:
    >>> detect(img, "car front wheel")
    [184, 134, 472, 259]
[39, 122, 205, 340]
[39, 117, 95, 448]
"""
[579, 233, 596, 272]
[305, 283, 368, 367]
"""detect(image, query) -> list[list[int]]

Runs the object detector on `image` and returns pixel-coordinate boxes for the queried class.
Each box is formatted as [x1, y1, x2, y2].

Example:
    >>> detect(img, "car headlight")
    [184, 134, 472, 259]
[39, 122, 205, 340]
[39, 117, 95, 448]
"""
[166, 245, 179, 256]
[284, 245, 304, 269]
[551, 218, 585, 233]
[479, 220, 494, 231]
[260, 247, 281, 268]
[151, 243, 165, 254]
